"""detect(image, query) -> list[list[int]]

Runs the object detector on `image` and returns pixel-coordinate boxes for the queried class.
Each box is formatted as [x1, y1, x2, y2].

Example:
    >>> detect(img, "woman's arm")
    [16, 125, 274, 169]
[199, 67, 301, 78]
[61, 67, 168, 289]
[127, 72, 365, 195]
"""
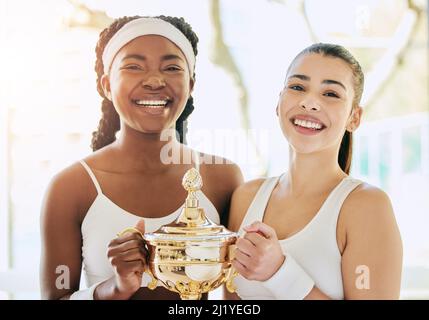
[40, 168, 86, 299]
[40, 164, 147, 300]
[335, 185, 403, 299]
[304, 185, 403, 300]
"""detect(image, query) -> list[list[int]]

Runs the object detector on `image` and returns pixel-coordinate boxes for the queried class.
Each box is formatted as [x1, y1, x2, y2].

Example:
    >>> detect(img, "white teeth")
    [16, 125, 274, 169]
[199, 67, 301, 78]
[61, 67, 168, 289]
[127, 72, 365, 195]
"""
[134, 100, 168, 108]
[293, 118, 323, 130]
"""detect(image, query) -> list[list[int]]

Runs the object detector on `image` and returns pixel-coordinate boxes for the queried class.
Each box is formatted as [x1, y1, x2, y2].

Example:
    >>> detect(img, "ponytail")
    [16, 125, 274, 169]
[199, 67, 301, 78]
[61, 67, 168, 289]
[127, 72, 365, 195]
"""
[338, 131, 352, 174]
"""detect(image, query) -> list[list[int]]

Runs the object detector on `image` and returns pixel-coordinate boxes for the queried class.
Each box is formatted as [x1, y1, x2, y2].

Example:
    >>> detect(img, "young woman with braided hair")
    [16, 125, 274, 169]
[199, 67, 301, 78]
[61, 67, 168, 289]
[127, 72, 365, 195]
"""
[40, 15, 243, 300]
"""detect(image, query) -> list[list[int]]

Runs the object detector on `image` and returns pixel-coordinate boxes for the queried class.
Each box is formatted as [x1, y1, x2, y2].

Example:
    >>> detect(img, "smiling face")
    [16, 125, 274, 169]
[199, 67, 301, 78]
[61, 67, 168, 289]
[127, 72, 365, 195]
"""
[277, 53, 362, 155]
[101, 34, 194, 136]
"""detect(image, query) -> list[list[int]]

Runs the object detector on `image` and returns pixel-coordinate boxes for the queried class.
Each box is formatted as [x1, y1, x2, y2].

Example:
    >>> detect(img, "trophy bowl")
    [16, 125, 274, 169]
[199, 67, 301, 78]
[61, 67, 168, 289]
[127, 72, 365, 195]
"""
[144, 226, 238, 300]
[120, 168, 238, 300]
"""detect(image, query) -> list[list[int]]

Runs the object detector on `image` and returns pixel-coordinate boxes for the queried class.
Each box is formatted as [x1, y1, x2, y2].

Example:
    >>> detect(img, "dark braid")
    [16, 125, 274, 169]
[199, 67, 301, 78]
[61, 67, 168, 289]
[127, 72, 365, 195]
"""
[91, 15, 199, 151]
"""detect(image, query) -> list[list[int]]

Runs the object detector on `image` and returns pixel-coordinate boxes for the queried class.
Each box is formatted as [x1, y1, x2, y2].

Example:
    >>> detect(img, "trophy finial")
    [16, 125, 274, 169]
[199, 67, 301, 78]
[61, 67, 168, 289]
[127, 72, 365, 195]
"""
[182, 168, 203, 209]
[182, 168, 203, 192]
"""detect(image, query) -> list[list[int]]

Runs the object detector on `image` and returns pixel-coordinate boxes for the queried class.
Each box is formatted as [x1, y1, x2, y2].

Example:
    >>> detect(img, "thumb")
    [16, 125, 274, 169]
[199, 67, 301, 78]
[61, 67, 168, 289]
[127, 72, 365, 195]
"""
[244, 221, 277, 239]
[135, 219, 146, 234]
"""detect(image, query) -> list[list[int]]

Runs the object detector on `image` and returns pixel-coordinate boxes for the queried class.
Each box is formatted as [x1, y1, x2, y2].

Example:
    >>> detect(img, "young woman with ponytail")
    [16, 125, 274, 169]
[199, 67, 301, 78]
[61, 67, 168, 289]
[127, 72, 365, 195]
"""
[40, 15, 243, 300]
[226, 43, 402, 300]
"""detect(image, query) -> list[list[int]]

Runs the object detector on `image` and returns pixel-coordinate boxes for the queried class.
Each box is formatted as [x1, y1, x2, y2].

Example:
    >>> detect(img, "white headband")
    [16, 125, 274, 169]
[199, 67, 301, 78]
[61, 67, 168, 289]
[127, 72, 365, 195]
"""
[102, 17, 195, 76]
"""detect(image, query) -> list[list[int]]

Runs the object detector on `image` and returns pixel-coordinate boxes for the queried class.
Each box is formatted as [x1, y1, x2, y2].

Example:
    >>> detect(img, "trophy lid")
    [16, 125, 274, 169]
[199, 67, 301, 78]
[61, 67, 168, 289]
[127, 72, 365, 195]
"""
[143, 168, 238, 243]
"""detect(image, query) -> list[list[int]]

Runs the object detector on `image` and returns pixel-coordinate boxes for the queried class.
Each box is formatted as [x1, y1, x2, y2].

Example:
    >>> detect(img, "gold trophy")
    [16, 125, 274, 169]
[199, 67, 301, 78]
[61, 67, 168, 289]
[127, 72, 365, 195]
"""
[118, 168, 238, 300]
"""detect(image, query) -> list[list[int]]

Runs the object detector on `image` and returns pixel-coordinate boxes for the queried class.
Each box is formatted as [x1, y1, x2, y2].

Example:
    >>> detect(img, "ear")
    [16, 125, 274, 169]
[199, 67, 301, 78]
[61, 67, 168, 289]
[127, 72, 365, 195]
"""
[346, 106, 363, 132]
[189, 77, 195, 95]
[100, 74, 112, 101]
[276, 90, 283, 117]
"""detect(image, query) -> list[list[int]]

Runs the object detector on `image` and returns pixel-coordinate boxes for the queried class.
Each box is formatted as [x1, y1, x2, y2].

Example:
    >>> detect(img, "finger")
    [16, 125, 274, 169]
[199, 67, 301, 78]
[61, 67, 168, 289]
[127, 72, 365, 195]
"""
[232, 259, 249, 279]
[116, 260, 146, 276]
[244, 221, 277, 239]
[111, 249, 147, 268]
[135, 219, 146, 234]
[236, 238, 255, 256]
[108, 238, 145, 254]
[113, 231, 143, 245]
[234, 250, 252, 267]
[108, 237, 148, 261]
[117, 226, 144, 239]
[243, 231, 266, 247]
[117, 247, 147, 263]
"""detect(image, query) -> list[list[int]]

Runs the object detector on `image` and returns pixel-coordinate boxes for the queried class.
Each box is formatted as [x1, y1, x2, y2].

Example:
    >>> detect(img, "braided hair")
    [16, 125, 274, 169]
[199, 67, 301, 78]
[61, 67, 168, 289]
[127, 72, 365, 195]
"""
[91, 15, 199, 151]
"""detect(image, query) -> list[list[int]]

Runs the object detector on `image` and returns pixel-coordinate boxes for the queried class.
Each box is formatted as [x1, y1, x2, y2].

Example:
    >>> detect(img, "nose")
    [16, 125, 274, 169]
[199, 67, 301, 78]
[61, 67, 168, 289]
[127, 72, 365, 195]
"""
[141, 73, 166, 90]
[300, 97, 321, 112]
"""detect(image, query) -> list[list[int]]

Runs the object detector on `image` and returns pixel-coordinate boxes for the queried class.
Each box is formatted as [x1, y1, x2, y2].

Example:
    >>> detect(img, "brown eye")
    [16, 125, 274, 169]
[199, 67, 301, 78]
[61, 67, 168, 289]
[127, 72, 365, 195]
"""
[164, 65, 183, 72]
[324, 91, 339, 98]
[122, 64, 143, 71]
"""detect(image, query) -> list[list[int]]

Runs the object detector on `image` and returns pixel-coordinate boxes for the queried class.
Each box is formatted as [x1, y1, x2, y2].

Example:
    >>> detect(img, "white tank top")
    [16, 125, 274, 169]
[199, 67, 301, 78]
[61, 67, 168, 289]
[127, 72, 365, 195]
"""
[234, 175, 362, 300]
[79, 158, 220, 288]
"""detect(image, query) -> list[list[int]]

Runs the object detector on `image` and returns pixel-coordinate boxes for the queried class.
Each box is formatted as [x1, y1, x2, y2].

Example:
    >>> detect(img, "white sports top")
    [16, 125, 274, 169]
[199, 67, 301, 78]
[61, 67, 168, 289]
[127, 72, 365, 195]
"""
[79, 159, 220, 288]
[234, 175, 362, 300]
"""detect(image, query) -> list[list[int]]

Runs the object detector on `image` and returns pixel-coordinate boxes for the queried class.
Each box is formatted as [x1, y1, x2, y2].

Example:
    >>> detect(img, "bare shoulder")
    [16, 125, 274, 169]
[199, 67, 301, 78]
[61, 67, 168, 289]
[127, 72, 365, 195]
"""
[343, 182, 394, 216]
[42, 159, 98, 224]
[46, 162, 87, 201]
[233, 178, 267, 201]
[197, 152, 244, 193]
[227, 178, 267, 232]
[341, 182, 398, 237]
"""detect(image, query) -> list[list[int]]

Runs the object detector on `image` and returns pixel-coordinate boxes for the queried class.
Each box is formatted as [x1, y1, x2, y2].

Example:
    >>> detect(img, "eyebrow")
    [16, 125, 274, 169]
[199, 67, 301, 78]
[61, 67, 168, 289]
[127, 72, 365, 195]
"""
[288, 74, 310, 81]
[121, 54, 185, 63]
[287, 74, 346, 91]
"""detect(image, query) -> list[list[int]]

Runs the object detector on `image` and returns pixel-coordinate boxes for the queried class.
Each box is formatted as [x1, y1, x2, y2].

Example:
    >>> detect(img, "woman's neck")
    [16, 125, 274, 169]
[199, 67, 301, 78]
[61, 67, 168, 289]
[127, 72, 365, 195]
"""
[285, 147, 347, 197]
[112, 126, 183, 174]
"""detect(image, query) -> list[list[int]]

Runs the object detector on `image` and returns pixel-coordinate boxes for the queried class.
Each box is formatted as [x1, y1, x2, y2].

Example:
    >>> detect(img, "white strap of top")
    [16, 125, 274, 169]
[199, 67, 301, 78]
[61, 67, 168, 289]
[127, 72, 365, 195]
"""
[79, 160, 102, 195]
[323, 177, 362, 226]
[193, 150, 200, 172]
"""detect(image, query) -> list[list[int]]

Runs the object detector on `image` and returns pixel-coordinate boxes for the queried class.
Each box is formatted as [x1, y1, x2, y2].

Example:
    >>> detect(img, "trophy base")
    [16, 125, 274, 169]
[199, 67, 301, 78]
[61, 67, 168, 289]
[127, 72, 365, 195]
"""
[180, 293, 202, 300]
[148, 263, 236, 300]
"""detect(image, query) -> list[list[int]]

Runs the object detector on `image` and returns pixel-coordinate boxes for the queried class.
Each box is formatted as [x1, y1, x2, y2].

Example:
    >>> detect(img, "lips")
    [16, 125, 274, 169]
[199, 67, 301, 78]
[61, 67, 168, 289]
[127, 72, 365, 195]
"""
[132, 97, 171, 109]
[290, 114, 326, 131]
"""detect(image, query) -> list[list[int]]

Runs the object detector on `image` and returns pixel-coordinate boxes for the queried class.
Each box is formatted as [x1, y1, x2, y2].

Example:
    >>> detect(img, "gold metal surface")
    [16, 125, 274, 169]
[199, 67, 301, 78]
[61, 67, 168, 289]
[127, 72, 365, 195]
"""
[118, 168, 238, 300]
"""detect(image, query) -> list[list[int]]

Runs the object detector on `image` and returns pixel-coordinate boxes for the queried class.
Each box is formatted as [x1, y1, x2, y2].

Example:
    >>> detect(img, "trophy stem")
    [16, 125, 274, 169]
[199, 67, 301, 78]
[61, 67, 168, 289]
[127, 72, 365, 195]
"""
[185, 191, 198, 208]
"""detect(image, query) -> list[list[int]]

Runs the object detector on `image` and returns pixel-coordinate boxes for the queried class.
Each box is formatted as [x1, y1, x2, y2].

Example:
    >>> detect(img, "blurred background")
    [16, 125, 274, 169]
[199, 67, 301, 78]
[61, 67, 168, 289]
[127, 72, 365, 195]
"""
[0, 0, 427, 299]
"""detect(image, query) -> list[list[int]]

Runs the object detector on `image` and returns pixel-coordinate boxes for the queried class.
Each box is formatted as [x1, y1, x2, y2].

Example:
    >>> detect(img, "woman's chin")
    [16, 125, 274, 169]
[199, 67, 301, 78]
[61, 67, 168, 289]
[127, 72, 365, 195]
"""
[136, 125, 178, 138]
[289, 143, 321, 155]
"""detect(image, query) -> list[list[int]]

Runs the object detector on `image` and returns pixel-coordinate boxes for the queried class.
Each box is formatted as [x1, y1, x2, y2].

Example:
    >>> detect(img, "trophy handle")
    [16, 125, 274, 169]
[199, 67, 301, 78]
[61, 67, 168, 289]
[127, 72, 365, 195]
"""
[145, 268, 158, 290]
[226, 267, 238, 293]
[226, 244, 238, 293]
[116, 227, 158, 290]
